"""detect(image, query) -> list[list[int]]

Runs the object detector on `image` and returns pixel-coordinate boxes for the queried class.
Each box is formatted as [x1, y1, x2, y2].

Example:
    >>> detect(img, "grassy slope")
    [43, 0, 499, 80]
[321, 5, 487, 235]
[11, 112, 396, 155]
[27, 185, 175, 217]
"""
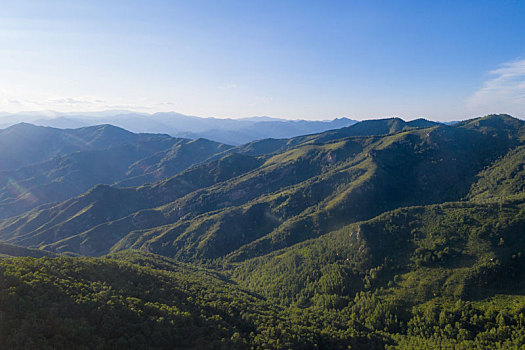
[468, 144, 525, 201]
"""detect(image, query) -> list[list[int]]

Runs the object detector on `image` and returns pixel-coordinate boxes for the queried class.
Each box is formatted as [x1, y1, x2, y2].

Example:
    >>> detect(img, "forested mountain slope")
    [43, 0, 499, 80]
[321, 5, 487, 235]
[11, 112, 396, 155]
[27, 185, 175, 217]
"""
[0, 115, 522, 263]
[468, 144, 525, 201]
[228, 196, 525, 348]
[0, 117, 442, 256]
[0, 250, 394, 349]
[2, 115, 525, 348]
[2, 117, 416, 219]
[231, 197, 525, 304]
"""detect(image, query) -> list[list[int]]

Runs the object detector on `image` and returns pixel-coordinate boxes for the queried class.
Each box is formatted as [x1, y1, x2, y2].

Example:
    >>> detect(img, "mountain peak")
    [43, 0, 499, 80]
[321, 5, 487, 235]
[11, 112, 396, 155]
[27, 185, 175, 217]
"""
[480, 113, 523, 124]
[4, 122, 45, 131]
[406, 118, 441, 128]
[459, 114, 524, 133]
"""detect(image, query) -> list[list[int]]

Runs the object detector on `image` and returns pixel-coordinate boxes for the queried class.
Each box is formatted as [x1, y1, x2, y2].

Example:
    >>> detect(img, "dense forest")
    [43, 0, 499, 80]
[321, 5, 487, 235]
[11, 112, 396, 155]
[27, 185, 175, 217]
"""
[1, 114, 525, 348]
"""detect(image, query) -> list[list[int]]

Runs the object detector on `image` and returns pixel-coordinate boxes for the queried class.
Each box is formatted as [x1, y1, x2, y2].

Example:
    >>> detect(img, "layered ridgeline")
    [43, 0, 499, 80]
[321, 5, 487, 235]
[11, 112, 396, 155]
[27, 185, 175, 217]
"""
[1, 115, 521, 263]
[0, 117, 445, 256]
[0, 123, 234, 218]
[1, 114, 525, 348]
[0, 117, 405, 219]
[1, 110, 358, 145]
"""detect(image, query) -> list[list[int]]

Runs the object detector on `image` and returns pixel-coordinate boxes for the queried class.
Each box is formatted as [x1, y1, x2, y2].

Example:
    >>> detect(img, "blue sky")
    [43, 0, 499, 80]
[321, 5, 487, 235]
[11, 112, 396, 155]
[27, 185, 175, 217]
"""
[1, 1, 525, 121]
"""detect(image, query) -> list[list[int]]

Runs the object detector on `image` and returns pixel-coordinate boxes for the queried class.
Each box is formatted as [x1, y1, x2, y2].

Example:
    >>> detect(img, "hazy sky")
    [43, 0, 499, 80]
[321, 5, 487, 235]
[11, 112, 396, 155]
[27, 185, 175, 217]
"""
[1, 0, 525, 121]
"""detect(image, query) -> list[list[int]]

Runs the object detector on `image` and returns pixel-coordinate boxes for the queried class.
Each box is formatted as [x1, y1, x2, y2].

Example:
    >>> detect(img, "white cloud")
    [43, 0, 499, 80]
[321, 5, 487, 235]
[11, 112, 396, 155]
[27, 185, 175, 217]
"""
[467, 58, 525, 117]
[50, 98, 95, 105]
[0, 95, 178, 113]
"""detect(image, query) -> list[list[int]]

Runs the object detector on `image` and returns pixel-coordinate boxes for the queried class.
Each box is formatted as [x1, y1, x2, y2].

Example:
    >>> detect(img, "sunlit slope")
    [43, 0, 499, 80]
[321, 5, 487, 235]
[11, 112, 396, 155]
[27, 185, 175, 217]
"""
[110, 115, 523, 263]
[231, 198, 525, 304]
[468, 144, 525, 201]
[1, 115, 520, 262]
[0, 117, 422, 255]
[0, 153, 264, 251]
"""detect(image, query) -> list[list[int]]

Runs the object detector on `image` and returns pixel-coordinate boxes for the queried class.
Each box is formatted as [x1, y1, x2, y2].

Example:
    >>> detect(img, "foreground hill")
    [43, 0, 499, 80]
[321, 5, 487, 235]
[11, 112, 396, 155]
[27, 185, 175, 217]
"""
[229, 196, 525, 348]
[2, 221, 525, 349]
[232, 196, 525, 303]
[0, 251, 386, 349]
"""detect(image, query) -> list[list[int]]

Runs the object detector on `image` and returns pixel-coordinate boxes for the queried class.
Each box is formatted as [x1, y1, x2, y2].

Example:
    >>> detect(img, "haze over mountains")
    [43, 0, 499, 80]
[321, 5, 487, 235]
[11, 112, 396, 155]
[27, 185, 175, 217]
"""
[0, 111, 357, 145]
[2, 114, 525, 348]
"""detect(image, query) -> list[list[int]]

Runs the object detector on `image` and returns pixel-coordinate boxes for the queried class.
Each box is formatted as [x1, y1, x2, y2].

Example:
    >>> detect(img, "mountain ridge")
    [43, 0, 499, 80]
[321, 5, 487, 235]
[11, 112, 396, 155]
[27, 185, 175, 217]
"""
[1, 111, 360, 145]
[2, 114, 522, 263]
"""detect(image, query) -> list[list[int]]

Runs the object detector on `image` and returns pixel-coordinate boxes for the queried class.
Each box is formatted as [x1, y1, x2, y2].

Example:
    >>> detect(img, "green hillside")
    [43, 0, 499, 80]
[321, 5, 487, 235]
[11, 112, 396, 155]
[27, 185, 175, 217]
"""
[1, 115, 525, 348]
[4, 115, 521, 263]
[0, 251, 389, 349]
[468, 145, 525, 201]
[0, 152, 264, 251]
[228, 197, 525, 348]
[231, 198, 525, 303]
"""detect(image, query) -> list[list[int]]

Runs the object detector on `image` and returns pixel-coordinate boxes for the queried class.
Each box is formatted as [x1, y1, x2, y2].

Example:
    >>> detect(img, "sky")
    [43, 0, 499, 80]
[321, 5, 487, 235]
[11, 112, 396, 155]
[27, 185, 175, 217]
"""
[1, 1, 525, 121]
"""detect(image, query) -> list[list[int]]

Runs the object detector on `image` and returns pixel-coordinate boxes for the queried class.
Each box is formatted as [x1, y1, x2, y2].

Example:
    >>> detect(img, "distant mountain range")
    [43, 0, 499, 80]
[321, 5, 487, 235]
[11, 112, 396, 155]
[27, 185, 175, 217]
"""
[0, 110, 358, 145]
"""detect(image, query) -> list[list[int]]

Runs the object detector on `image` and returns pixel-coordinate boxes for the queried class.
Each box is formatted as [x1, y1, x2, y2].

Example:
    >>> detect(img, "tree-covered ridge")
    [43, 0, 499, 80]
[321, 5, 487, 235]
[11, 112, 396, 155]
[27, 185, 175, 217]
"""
[468, 145, 525, 201]
[1, 237, 525, 349]
[0, 253, 281, 349]
[228, 197, 525, 348]
[0, 251, 395, 349]
[231, 198, 525, 302]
